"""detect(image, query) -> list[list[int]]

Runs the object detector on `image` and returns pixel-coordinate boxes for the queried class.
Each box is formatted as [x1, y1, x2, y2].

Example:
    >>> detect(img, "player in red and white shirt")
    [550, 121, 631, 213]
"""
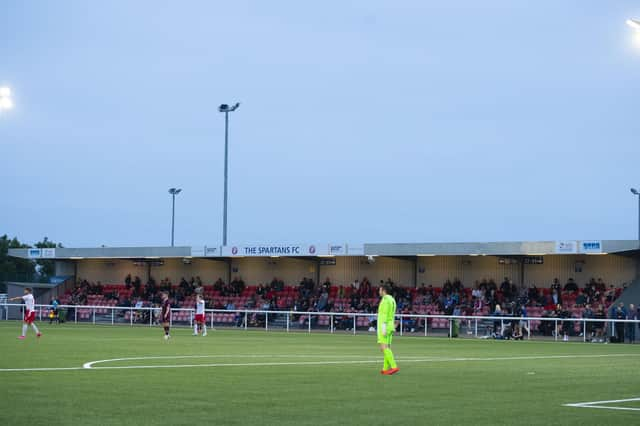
[193, 293, 207, 336]
[8, 287, 41, 339]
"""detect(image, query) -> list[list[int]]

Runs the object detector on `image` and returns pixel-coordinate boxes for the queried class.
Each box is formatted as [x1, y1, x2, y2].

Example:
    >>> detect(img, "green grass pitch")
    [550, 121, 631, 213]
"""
[1, 322, 639, 425]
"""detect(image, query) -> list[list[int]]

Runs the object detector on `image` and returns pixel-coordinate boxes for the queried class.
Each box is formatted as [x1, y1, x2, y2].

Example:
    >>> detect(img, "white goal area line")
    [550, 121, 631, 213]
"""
[1, 352, 638, 373]
[564, 397, 640, 412]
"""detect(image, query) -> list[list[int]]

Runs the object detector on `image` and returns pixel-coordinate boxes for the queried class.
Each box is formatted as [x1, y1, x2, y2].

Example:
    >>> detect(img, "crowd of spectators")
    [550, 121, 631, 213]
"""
[213, 277, 246, 296]
[59, 273, 637, 340]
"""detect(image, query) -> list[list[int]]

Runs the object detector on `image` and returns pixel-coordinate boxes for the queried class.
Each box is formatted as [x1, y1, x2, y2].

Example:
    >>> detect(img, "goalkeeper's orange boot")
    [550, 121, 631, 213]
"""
[385, 367, 400, 375]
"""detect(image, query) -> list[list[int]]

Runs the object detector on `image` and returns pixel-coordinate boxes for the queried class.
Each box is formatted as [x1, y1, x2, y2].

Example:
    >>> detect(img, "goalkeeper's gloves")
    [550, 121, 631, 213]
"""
[381, 323, 387, 336]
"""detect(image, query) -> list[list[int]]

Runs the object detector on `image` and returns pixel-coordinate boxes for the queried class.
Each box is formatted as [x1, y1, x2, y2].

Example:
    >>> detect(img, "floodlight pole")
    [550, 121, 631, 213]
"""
[172, 193, 176, 247]
[223, 110, 229, 247]
[169, 188, 182, 247]
[636, 191, 640, 242]
[219, 103, 239, 246]
[632, 188, 640, 241]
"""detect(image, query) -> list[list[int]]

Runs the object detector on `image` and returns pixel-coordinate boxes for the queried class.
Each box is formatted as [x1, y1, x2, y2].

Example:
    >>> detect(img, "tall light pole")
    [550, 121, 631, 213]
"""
[218, 102, 240, 246]
[168, 188, 182, 246]
[0, 87, 13, 111]
[632, 188, 640, 240]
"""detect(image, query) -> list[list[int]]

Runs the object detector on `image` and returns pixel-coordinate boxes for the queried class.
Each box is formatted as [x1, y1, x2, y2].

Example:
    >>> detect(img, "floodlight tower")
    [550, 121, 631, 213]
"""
[218, 102, 240, 246]
[168, 188, 182, 247]
[632, 188, 640, 241]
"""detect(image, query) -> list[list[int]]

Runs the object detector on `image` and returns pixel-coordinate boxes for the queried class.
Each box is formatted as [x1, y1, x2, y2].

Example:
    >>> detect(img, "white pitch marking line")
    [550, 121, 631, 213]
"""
[562, 398, 640, 411]
[564, 397, 640, 411]
[564, 405, 640, 412]
[89, 359, 381, 370]
[82, 353, 640, 370]
[566, 397, 640, 405]
[1, 353, 638, 372]
[81, 354, 386, 369]
[0, 367, 85, 372]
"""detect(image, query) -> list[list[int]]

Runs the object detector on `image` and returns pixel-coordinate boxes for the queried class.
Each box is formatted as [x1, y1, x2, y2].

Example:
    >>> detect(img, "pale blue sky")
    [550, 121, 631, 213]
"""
[1, 1, 640, 248]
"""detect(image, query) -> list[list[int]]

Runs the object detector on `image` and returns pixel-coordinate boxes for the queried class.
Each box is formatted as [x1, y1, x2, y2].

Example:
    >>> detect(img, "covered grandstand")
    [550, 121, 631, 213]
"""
[6, 239, 640, 338]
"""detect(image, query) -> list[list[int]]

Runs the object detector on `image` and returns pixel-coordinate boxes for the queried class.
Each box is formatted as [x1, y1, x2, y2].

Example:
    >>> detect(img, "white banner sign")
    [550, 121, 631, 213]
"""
[347, 244, 364, 255]
[579, 240, 603, 254]
[27, 249, 41, 258]
[42, 248, 56, 258]
[222, 244, 325, 257]
[191, 246, 221, 257]
[27, 248, 56, 258]
[555, 241, 578, 254]
[329, 244, 346, 255]
[205, 246, 220, 257]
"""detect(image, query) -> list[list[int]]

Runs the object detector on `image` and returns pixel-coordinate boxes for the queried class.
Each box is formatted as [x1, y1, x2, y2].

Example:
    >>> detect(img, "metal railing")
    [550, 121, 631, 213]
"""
[1, 303, 638, 343]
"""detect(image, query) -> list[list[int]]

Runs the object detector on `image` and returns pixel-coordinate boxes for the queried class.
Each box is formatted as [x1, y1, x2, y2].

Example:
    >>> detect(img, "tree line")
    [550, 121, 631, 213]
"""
[0, 235, 63, 292]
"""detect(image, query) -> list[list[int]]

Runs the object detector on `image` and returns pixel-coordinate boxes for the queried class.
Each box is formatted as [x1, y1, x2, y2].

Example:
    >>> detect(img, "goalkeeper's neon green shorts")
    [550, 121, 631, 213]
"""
[377, 331, 393, 345]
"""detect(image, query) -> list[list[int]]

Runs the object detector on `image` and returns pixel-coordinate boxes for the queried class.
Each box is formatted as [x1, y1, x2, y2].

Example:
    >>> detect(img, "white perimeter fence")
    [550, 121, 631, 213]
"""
[1, 303, 638, 343]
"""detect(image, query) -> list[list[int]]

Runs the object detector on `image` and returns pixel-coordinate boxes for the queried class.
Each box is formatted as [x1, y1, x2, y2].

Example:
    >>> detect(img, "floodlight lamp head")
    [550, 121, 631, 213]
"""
[219, 102, 240, 112]
[627, 19, 640, 30]
[0, 97, 12, 110]
[631, 188, 640, 195]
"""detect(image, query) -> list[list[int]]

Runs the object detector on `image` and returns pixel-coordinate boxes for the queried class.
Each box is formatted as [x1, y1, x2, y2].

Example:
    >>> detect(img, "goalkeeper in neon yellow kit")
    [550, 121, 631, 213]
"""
[377, 283, 399, 375]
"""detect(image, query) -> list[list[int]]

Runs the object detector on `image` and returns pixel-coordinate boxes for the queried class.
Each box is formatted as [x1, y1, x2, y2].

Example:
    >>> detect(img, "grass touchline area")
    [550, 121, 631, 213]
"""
[1, 322, 640, 426]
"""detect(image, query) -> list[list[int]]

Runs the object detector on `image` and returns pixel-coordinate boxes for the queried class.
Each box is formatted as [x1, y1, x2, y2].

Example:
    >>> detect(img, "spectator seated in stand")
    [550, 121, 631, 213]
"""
[564, 278, 578, 293]
[367, 313, 377, 332]
[231, 277, 246, 295]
